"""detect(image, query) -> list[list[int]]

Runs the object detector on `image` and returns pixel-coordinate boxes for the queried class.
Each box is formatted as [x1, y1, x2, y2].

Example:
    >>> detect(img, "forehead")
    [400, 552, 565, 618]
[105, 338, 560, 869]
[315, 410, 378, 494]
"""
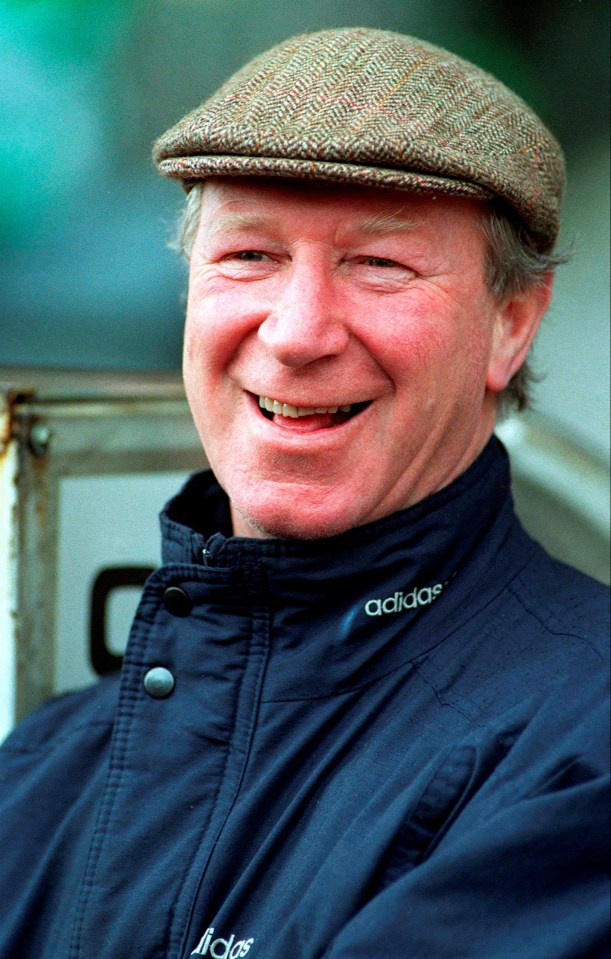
[198, 176, 488, 238]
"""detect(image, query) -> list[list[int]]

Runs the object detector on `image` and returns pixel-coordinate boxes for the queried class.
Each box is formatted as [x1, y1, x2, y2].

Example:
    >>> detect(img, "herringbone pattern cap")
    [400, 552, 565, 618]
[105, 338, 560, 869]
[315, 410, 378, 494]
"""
[153, 27, 565, 251]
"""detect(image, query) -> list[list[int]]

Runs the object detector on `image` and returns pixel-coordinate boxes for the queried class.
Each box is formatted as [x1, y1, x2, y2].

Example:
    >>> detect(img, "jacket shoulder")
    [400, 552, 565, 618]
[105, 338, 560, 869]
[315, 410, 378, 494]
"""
[510, 538, 610, 655]
[1, 675, 120, 754]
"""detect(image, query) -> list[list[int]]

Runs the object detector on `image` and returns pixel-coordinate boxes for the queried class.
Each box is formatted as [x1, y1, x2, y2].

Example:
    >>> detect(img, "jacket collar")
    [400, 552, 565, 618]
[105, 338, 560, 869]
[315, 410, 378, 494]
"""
[162, 436, 511, 576]
[159, 438, 532, 699]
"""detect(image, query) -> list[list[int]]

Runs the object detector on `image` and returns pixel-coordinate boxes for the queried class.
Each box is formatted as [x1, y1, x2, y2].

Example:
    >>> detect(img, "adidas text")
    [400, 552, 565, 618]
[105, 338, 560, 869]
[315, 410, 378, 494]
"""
[191, 927, 254, 958]
[365, 583, 444, 616]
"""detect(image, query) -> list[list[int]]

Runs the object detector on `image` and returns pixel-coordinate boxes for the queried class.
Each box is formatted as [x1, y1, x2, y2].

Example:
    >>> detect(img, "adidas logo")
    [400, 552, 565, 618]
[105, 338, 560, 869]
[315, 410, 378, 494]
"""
[364, 583, 444, 617]
[191, 927, 255, 958]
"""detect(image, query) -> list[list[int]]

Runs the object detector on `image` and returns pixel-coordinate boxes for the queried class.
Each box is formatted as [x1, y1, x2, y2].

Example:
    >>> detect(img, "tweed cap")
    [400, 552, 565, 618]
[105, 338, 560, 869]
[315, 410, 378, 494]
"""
[153, 27, 565, 252]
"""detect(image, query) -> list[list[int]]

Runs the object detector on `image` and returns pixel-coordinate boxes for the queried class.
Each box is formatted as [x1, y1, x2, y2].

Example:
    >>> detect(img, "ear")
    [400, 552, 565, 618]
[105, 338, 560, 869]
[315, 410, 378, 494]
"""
[486, 274, 554, 394]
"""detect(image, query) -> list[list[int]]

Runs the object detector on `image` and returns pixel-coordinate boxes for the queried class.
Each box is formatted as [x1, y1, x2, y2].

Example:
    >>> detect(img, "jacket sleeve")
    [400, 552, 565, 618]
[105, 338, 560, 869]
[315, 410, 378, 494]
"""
[323, 678, 610, 959]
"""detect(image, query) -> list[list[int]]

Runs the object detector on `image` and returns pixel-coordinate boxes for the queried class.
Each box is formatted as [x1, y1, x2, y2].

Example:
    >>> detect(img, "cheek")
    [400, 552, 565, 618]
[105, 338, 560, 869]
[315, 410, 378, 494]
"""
[365, 294, 495, 408]
[363, 300, 456, 376]
[182, 318, 210, 395]
[186, 281, 265, 372]
[182, 318, 197, 365]
[184, 293, 231, 373]
[182, 305, 219, 435]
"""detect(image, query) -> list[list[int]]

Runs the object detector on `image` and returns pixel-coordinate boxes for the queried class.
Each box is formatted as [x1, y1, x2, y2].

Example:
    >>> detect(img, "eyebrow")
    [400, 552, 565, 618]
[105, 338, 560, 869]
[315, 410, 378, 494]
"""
[207, 212, 276, 235]
[205, 209, 423, 238]
[351, 211, 423, 235]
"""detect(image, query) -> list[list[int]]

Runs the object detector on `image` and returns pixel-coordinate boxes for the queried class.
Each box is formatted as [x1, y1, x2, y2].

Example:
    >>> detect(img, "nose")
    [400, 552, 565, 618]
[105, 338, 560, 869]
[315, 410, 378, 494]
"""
[257, 258, 350, 368]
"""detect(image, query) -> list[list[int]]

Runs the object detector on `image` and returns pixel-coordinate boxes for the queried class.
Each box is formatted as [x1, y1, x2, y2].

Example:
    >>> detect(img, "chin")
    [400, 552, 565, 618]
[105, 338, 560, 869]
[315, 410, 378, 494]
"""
[233, 498, 362, 541]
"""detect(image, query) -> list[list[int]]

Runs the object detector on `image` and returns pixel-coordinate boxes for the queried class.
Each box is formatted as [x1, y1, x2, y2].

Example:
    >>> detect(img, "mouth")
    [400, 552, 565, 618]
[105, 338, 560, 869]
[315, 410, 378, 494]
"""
[254, 394, 371, 429]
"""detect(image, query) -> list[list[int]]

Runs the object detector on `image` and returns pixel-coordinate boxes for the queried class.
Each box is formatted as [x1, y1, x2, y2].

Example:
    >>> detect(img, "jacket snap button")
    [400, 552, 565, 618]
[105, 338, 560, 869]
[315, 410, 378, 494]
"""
[143, 666, 175, 699]
[163, 586, 192, 617]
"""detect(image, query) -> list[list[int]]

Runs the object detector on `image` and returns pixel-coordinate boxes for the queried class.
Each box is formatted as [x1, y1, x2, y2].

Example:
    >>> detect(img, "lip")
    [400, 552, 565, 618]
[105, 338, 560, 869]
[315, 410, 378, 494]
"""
[243, 390, 375, 445]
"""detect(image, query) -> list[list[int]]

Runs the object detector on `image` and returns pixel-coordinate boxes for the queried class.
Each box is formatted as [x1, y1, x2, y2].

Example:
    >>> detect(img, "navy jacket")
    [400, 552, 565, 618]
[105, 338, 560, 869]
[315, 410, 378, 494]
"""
[0, 439, 609, 959]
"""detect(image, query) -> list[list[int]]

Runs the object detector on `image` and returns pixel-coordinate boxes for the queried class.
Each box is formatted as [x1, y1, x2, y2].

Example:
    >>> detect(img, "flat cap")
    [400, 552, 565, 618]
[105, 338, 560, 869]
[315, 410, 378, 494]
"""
[153, 27, 565, 252]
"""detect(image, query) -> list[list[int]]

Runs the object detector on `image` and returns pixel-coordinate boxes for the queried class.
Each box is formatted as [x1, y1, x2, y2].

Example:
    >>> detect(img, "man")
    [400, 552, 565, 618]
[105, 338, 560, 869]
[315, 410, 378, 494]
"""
[0, 27, 608, 959]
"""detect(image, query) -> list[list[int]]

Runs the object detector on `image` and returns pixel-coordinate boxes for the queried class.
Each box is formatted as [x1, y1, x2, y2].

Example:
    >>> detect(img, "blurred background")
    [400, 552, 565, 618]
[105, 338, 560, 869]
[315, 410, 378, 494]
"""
[1, 0, 609, 458]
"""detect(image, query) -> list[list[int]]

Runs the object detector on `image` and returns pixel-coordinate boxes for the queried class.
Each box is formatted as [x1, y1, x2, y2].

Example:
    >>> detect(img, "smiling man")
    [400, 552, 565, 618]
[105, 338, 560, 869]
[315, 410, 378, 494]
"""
[182, 179, 546, 540]
[0, 28, 609, 959]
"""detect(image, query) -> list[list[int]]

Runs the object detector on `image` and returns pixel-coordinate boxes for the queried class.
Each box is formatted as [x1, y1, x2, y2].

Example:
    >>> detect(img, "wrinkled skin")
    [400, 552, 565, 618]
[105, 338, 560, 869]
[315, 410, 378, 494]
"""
[184, 178, 551, 539]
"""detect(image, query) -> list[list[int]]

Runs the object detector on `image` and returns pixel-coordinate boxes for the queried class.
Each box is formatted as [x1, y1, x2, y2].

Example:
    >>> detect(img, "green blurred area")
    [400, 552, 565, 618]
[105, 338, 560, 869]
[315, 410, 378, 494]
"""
[0, 0, 138, 237]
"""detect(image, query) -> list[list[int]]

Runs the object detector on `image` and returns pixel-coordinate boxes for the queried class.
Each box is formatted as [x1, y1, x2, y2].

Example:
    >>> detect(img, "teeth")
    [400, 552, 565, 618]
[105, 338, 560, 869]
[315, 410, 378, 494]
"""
[258, 396, 352, 418]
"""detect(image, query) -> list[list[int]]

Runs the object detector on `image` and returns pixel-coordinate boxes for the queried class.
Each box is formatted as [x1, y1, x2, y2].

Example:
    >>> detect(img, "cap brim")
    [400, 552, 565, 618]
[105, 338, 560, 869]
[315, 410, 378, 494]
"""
[156, 153, 496, 202]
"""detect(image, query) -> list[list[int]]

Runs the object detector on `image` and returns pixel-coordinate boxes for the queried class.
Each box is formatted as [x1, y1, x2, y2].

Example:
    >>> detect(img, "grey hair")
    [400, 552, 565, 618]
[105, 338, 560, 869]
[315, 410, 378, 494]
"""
[174, 183, 570, 414]
[482, 206, 570, 414]
[173, 183, 206, 261]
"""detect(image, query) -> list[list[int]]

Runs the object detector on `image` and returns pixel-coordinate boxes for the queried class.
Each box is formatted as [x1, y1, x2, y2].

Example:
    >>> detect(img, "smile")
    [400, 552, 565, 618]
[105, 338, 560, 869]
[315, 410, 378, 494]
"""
[259, 396, 353, 418]
[257, 395, 370, 426]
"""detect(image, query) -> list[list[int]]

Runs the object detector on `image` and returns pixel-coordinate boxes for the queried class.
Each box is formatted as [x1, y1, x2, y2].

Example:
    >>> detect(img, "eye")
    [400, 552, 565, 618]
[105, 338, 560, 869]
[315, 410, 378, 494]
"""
[365, 256, 402, 268]
[228, 250, 269, 262]
[349, 253, 418, 291]
[215, 248, 277, 278]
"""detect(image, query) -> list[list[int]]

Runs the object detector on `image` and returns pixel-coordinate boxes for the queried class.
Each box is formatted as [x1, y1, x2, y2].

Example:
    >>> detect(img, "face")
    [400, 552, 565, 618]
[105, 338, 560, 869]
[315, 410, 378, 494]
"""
[184, 178, 532, 539]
